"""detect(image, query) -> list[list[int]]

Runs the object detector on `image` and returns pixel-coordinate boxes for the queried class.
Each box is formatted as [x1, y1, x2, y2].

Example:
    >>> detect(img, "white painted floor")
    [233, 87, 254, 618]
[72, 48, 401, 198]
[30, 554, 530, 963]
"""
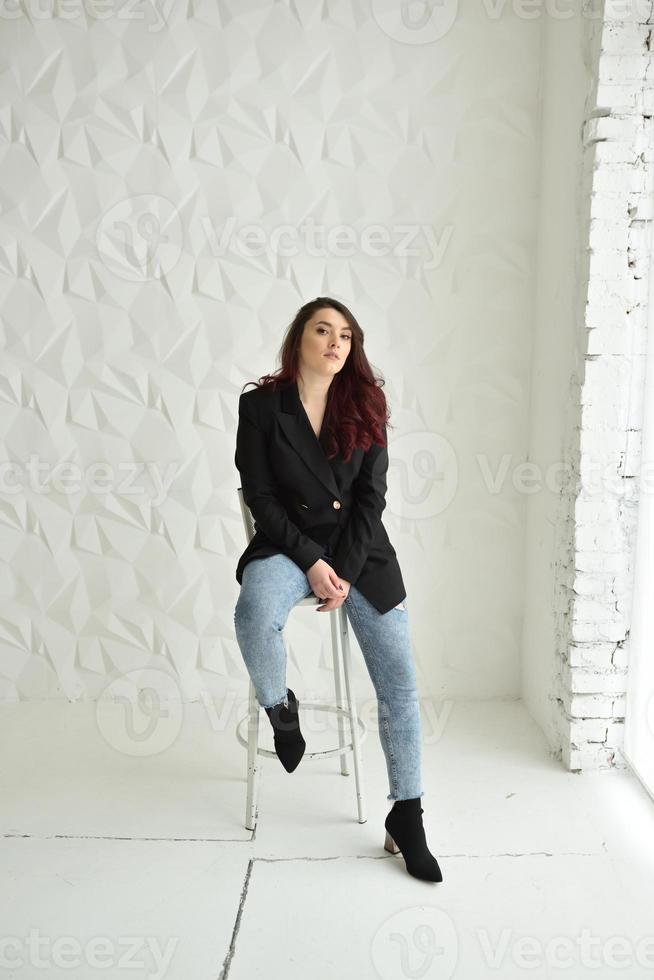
[1, 698, 654, 979]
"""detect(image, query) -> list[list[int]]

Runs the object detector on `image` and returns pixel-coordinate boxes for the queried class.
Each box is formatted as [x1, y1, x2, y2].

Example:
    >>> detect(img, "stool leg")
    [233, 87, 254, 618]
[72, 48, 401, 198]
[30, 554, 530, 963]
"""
[245, 678, 261, 831]
[330, 608, 349, 776]
[339, 605, 367, 824]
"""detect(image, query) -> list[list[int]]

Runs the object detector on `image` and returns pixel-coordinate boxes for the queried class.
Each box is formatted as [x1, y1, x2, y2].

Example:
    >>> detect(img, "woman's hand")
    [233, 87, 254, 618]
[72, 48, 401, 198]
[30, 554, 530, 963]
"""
[318, 575, 351, 611]
[306, 560, 351, 612]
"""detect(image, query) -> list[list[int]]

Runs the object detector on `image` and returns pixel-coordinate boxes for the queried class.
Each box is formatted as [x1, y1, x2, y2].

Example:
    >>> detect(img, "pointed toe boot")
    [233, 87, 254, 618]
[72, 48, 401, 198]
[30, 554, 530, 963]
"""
[263, 687, 306, 773]
[384, 797, 443, 882]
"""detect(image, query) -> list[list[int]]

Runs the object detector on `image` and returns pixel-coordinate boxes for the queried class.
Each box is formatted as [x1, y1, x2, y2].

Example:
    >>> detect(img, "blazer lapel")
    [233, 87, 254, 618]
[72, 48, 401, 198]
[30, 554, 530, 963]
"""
[275, 380, 341, 500]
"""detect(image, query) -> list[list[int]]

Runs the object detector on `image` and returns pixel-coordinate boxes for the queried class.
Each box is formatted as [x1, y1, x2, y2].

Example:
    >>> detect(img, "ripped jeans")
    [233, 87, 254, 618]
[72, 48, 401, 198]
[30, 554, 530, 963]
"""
[233, 552, 423, 802]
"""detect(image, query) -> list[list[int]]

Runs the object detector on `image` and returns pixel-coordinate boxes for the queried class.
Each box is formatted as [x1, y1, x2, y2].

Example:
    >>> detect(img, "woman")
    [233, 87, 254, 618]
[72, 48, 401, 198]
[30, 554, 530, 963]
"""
[233, 296, 442, 883]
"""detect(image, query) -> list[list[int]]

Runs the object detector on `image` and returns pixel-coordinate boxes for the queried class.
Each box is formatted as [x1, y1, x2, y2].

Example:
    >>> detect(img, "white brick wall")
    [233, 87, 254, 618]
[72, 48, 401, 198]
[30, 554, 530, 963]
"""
[557, 2, 654, 770]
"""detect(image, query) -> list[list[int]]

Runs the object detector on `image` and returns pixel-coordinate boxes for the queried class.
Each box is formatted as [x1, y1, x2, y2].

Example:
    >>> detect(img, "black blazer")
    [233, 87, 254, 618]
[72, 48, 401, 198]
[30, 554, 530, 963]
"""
[234, 379, 406, 615]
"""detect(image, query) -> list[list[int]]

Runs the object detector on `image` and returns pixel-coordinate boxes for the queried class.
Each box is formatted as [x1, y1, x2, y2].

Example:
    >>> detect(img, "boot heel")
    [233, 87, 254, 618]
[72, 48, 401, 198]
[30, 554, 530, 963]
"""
[384, 829, 400, 854]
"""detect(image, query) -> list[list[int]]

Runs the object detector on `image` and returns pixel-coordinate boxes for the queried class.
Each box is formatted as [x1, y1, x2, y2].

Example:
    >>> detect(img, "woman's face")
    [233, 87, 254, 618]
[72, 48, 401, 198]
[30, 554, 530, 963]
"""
[298, 308, 352, 378]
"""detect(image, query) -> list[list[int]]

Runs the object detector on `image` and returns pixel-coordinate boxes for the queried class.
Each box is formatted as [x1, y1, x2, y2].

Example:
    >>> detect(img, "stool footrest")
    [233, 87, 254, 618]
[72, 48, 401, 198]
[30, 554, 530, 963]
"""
[236, 701, 367, 761]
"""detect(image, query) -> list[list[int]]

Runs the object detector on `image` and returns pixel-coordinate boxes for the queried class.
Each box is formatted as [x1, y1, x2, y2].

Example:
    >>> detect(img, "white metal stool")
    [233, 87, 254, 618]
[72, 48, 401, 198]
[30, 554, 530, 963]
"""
[235, 487, 367, 830]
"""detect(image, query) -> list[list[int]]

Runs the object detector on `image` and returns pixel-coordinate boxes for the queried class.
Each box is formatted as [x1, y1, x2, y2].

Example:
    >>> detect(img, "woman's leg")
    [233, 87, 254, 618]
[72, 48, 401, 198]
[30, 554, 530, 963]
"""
[342, 587, 423, 803]
[233, 553, 314, 709]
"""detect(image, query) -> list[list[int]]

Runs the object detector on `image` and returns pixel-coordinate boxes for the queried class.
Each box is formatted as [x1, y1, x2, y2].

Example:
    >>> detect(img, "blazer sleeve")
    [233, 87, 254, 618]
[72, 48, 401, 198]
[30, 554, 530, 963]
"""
[330, 427, 389, 585]
[235, 392, 327, 574]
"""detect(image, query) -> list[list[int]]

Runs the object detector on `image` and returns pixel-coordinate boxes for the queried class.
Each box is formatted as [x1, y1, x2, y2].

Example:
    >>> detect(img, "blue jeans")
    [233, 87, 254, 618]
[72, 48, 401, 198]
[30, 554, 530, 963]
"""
[233, 552, 423, 802]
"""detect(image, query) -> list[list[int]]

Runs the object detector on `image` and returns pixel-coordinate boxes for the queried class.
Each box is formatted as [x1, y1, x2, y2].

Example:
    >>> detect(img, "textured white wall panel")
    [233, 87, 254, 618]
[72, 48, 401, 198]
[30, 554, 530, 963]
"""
[0, 1, 541, 706]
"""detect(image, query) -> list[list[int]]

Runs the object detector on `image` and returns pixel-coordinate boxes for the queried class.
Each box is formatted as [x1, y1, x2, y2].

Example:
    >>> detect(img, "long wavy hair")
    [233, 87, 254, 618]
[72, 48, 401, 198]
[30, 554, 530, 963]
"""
[241, 297, 391, 463]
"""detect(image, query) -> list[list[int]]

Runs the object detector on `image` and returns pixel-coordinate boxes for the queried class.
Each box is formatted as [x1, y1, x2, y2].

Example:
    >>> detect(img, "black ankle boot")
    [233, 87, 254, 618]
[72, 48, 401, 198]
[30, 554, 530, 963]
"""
[384, 798, 443, 882]
[263, 687, 306, 773]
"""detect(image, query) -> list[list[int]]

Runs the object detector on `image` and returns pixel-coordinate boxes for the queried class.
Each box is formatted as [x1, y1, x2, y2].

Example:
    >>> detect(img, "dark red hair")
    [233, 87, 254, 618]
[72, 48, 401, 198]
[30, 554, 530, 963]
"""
[241, 297, 392, 463]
